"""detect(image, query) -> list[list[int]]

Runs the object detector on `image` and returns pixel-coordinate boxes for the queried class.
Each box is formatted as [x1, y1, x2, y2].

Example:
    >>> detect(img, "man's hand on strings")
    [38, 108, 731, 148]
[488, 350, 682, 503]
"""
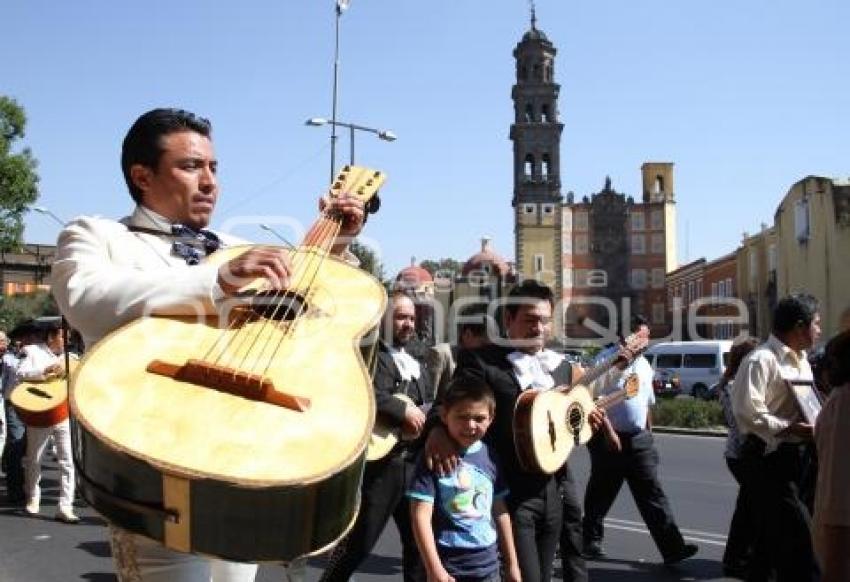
[218, 247, 292, 295]
[320, 194, 366, 255]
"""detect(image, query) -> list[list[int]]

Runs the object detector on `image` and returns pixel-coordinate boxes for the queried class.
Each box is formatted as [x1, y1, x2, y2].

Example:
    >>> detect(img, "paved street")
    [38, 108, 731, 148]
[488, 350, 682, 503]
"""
[1, 433, 740, 581]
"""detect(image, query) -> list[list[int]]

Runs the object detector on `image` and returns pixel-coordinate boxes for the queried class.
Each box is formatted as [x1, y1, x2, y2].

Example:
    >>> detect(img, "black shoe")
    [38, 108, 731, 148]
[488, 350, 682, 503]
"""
[664, 543, 698, 565]
[582, 541, 606, 559]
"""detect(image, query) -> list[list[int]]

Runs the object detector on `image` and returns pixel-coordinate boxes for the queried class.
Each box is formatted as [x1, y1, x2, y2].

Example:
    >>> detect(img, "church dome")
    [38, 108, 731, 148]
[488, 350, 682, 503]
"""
[522, 27, 549, 43]
[395, 259, 435, 295]
[462, 237, 511, 277]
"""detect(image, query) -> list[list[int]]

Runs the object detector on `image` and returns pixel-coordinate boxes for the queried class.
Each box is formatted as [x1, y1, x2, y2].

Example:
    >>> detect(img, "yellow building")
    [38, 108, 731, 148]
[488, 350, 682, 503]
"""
[774, 176, 850, 339]
[736, 225, 778, 339]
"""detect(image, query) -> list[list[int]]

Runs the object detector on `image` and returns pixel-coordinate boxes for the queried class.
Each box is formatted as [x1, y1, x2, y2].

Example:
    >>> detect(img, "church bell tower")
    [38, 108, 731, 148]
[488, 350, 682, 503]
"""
[510, 6, 563, 291]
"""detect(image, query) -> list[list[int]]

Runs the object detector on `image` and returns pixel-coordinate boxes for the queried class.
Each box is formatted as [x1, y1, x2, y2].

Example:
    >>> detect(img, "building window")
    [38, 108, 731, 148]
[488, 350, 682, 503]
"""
[654, 175, 665, 195]
[631, 269, 647, 289]
[524, 154, 534, 179]
[749, 252, 758, 289]
[651, 233, 664, 254]
[575, 234, 588, 255]
[541, 155, 551, 178]
[711, 282, 718, 302]
[651, 268, 665, 289]
[653, 303, 665, 324]
[522, 203, 535, 215]
[650, 210, 663, 230]
[574, 269, 587, 288]
[726, 278, 733, 297]
[534, 254, 545, 272]
[688, 281, 695, 302]
[631, 234, 646, 254]
[574, 211, 588, 231]
[542, 203, 555, 215]
[630, 212, 645, 231]
[795, 198, 810, 243]
[524, 103, 534, 122]
[541, 104, 550, 122]
[697, 278, 703, 298]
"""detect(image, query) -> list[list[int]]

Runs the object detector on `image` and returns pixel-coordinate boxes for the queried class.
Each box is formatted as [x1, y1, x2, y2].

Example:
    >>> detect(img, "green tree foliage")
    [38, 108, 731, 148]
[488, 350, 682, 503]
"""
[419, 258, 463, 278]
[349, 240, 386, 283]
[0, 291, 58, 333]
[0, 96, 40, 251]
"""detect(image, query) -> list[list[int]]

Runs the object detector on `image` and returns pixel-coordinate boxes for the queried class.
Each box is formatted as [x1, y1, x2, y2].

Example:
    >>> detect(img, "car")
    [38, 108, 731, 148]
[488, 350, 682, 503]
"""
[653, 369, 681, 398]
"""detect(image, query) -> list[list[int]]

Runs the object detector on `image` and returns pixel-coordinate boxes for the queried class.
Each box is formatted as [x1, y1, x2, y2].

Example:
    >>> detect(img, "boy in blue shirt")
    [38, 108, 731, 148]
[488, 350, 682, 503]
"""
[408, 375, 521, 582]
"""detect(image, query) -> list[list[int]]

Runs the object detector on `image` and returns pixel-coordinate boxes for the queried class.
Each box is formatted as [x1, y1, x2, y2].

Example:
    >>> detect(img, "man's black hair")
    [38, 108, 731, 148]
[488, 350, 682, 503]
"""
[121, 108, 213, 204]
[824, 330, 850, 387]
[456, 301, 489, 337]
[772, 293, 819, 335]
[505, 280, 554, 318]
[629, 314, 649, 335]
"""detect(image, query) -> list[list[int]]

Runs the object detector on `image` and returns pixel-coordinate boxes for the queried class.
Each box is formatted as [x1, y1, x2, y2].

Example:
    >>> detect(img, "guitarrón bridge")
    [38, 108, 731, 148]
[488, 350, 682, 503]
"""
[147, 359, 310, 412]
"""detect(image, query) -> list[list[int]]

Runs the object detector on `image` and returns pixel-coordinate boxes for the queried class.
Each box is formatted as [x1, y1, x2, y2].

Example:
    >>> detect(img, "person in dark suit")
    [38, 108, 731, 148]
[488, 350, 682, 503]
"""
[321, 291, 432, 582]
[424, 281, 619, 582]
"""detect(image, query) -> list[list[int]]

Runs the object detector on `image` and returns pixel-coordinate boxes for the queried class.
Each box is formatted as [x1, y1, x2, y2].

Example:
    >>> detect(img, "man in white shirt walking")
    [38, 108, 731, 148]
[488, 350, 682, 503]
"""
[731, 293, 821, 582]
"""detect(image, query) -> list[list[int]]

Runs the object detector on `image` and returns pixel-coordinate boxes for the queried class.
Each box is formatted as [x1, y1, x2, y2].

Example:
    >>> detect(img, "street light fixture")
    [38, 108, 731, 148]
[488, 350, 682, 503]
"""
[31, 206, 68, 227]
[306, 117, 396, 167]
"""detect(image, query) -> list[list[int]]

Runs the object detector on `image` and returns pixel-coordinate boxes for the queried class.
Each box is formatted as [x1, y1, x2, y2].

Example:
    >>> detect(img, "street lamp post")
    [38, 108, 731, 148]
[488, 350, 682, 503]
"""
[330, 0, 352, 183]
[31, 206, 68, 227]
[306, 118, 396, 166]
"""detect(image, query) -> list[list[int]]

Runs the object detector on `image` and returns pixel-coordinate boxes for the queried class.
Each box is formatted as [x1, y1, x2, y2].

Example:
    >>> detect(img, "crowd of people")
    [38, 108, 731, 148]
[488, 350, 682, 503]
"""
[1, 107, 848, 582]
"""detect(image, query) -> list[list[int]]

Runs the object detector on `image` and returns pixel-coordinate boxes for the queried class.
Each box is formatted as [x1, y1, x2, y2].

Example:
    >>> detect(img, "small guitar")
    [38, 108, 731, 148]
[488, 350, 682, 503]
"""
[10, 359, 78, 428]
[366, 393, 430, 461]
[513, 334, 648, 474]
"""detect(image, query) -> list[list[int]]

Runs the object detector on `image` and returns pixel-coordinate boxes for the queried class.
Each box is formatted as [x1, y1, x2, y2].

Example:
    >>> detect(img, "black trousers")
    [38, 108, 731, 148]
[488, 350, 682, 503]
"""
[723, 456, 757, 571]
[582, 430, 689, 561]
[2, 403, 26, 502]
[559, 465, 587, 582]
[744, 441, 820, 582]
[320, 451, 424, 582]
[508, 476, 562, 582]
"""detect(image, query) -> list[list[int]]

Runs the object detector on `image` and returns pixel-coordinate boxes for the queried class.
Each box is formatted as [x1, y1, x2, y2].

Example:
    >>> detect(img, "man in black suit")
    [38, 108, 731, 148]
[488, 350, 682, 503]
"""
[321, 291, 431, 582]
[425, 281, 617, 582]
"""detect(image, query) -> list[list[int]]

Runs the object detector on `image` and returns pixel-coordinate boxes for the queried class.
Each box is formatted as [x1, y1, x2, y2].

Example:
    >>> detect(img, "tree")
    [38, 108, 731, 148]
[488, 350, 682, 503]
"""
[0, 290, 58, 332]
[0, 96, 40, 252]
[419, 258, 463, 279]
[349, 240, 386, 283]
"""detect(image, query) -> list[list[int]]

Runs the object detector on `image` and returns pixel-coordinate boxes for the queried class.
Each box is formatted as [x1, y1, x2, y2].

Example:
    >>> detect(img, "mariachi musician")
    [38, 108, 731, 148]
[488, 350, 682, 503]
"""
[51, 108, 367, 582]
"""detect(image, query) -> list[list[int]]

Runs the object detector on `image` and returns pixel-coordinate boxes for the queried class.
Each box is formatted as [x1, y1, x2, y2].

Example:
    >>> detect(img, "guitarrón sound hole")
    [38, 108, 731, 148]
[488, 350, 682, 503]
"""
[249, 290, 309, 321]
[567, 405, 584, 434]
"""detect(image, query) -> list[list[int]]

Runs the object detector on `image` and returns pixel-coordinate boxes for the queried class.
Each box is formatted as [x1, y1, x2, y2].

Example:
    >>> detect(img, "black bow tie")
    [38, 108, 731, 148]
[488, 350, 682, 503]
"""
[128, 223, 223, 266]
[170, 224, 222, 265]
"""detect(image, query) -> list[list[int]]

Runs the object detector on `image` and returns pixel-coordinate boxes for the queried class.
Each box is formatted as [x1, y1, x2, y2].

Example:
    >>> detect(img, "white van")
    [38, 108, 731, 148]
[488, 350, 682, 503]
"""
[644, 340, 732, 399]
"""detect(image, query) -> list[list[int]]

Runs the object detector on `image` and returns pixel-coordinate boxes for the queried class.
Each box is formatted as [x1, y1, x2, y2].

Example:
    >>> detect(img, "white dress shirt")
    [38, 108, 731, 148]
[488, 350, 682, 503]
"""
[731, 334, 813, 453]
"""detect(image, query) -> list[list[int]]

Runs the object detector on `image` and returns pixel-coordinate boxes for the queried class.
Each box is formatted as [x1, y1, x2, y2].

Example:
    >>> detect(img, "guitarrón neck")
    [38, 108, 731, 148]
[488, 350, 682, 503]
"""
[302, 214, 342, 252]
[578, 343, 627, 388]
[597, 386, 631, 411]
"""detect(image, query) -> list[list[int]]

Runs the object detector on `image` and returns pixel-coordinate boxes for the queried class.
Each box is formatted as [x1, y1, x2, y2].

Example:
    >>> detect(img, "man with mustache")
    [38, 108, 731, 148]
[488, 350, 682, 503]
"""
[425, 280, 623, 582]
[51, 108, 366, 582]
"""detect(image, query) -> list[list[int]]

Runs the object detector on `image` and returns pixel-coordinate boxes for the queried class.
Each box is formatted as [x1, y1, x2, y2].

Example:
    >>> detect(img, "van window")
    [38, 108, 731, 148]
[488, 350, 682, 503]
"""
[723, 352, 730, 368]
[684, 353, 718, 368]
[656, 354, 682, 368]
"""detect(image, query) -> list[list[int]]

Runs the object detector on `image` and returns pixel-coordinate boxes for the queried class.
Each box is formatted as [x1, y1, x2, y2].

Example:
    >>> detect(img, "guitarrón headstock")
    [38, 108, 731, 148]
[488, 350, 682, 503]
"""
[328, 165, 386, 214]
[621, 332, 649, 364]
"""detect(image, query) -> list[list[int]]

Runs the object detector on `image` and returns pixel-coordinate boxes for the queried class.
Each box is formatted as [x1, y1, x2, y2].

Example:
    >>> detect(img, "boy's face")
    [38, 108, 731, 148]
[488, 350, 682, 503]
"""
[440, 399, 493, 450]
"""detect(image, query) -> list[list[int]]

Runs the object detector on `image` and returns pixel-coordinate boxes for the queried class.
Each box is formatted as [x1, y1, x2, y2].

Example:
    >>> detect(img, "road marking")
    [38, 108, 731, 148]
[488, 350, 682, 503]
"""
[605, 517, 727, 547]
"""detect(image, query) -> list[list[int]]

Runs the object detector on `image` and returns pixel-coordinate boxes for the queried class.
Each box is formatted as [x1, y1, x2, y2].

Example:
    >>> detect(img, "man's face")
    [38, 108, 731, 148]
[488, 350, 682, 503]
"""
[802, 313, 822, 350]
[132, 130, 218, 230]
[505, 299, 552, 354]
[391, 296, 416, 347]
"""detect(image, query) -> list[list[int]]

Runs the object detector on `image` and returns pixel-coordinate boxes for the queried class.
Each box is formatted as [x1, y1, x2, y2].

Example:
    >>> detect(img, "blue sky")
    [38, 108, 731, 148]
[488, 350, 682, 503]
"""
[5, 1, 848, 277]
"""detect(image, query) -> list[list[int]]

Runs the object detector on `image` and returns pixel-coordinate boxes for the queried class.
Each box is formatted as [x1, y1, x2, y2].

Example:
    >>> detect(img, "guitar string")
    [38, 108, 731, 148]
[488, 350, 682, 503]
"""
[240, 215, 341, 377]
[200, 172, 355, 379]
